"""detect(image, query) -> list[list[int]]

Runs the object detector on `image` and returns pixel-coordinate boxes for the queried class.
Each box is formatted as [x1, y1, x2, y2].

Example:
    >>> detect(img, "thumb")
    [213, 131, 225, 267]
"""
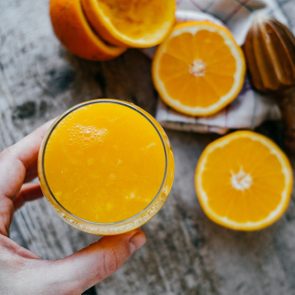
[48, 229, 146, 294]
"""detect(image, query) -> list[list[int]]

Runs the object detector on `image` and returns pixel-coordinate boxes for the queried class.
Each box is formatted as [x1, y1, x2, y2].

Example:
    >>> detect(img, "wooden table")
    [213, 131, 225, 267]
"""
[1, 1, 295, 294]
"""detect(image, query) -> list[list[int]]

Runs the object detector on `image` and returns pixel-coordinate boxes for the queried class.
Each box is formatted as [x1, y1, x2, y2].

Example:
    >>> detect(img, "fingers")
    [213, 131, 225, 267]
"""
[3, 119, 53, 179]
[0, 197, 14, 236]
[8, 120, 54, 171]
[14, 183, 43, 210]
[0, 235, 39, 259]
[1, 231, 145, 294]
[0, 120, 53, 236]
[49, 230, 146, 294]
[0, 182, 44, 236]
[0, 120, 53, 200]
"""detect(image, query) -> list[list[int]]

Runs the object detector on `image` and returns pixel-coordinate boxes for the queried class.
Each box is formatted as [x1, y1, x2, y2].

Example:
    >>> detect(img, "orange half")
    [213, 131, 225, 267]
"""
[50, 0, 125, 61]
[195, 131, 293, 231]
[153, 21, 246, 116]
[81, 0, 176, 48]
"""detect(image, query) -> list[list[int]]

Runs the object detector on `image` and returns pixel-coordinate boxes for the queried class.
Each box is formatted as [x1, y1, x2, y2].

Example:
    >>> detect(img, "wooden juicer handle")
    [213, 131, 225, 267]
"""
[244, 15, 295, 154]
[280, 87, 295, 153]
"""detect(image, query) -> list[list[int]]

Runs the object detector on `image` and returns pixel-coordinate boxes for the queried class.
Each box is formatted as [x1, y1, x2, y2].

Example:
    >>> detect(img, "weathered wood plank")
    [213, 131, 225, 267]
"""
[1, 1, 295, 295]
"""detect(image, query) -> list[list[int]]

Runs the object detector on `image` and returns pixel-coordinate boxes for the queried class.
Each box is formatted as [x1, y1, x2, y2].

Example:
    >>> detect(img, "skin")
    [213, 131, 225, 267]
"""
[0, 121, 146, 295]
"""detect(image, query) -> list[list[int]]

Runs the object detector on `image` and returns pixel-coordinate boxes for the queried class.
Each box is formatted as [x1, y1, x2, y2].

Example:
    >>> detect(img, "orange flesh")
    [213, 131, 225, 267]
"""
[201, 137, 286, 223]
[95, 0, 174, 41]
[43, 102, 166, 223]
[158, 30, 237, 107]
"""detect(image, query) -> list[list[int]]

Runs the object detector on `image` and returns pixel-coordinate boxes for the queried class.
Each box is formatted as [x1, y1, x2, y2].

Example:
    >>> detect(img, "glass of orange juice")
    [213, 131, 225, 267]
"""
[38, 99, 174, 235]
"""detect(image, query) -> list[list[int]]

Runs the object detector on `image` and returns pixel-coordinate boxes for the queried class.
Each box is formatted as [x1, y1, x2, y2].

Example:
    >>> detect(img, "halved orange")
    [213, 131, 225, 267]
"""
[50, 0, 125, 61]
[81, 0, 176, 48]
[153, 21, 246, 117]
[195, 131, 293, 231]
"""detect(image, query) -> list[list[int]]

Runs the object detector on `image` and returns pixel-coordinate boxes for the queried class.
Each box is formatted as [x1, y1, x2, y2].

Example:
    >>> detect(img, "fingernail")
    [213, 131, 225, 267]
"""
[129, 231, 146, 254]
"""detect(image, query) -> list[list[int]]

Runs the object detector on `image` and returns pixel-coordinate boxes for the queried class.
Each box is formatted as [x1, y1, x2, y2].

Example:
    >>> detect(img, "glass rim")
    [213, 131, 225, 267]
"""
[40, 98, 170, 227]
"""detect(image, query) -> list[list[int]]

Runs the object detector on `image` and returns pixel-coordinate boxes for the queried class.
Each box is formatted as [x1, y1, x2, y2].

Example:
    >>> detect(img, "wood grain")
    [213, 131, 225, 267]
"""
[1, 1, 295, 294]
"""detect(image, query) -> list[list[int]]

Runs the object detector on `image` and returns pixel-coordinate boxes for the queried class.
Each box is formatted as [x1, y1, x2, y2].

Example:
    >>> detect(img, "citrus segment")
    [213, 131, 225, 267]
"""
[153, 21, 246, 116]
[50, 0, 125, 61]
[81, 0, 176, 48]
[195, 131, 293, 230]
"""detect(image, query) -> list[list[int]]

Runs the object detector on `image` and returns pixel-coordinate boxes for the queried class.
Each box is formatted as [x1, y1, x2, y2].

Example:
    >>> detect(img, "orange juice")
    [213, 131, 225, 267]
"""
[38, 99, 174, 235]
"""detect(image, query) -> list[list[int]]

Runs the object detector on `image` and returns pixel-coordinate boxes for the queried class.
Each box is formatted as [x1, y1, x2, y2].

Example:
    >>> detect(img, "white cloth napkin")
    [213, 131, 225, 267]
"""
[152, 0, 294, 134]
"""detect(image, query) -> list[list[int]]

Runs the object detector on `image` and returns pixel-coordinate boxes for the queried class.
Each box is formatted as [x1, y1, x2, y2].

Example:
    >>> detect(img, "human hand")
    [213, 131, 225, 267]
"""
[0, 122, 146, 295]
